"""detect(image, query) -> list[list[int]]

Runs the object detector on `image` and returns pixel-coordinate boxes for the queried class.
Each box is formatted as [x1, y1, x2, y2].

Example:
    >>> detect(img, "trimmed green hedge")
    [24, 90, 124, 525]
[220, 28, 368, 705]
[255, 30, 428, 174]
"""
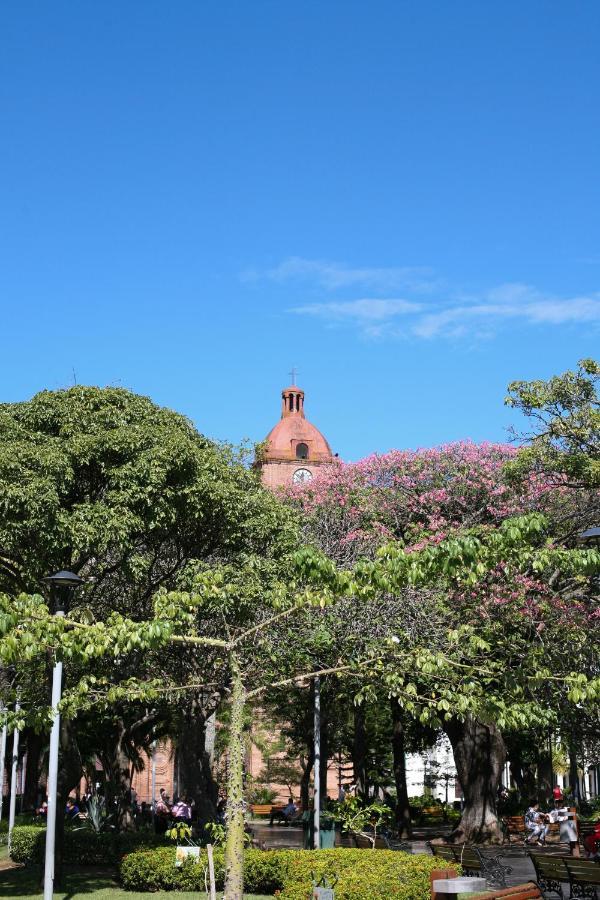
[120, 846, 450, 899]
[280, 849, 455, 900]
[9, 825, 169, 866]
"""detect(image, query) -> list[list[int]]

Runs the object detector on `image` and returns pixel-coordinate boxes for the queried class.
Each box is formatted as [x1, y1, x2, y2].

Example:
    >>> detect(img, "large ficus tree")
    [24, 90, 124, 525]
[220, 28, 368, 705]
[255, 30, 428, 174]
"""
[0, 385, 296, 602]
[0, 386, 297, 830]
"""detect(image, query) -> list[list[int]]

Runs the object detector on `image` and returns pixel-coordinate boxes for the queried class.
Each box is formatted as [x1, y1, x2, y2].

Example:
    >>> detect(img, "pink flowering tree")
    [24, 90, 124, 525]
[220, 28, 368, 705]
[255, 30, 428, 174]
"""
[283, 442, 596, 843]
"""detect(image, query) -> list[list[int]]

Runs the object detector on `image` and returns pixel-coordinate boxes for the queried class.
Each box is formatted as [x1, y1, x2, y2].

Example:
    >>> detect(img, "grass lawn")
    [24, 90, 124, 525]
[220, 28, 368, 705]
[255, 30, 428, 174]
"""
[0, 862, 272, 899]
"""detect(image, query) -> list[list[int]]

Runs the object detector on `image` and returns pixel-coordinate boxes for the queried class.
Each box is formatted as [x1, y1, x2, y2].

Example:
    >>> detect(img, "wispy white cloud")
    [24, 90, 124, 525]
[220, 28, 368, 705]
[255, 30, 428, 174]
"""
[246, 257, 600, 340]
[291, 298, 422, 322]
[244, 256, 436, 293]
[414, 285, 600, 338]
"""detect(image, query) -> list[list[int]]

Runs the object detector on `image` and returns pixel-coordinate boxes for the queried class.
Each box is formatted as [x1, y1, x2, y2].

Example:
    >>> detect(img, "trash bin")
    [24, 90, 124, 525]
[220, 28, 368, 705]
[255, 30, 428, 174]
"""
[303, 813, 336, 849]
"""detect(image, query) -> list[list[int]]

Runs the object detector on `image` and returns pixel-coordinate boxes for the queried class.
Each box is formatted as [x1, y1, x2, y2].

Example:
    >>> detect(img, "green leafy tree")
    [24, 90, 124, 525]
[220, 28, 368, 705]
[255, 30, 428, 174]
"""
[0, 385, 297, 876]
[506, 357, 600, 489]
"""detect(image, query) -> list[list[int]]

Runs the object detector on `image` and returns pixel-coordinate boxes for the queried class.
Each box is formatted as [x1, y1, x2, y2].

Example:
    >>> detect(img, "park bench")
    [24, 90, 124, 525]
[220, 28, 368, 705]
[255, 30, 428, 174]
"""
[528, 851, 567, 898]
[429, 843, 513, 888]
[562, 856, 600, 899]
[529, 852, 600, 899]
[250, 803, 273, 817]
[503, 816, 526, 842]
[352, 832, 411, 852]
[269, 804, 303, 825]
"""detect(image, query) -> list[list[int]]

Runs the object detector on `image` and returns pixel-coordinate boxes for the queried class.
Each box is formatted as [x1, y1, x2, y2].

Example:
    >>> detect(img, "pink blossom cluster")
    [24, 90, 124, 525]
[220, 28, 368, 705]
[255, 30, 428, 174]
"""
[284, 441, 561, 554]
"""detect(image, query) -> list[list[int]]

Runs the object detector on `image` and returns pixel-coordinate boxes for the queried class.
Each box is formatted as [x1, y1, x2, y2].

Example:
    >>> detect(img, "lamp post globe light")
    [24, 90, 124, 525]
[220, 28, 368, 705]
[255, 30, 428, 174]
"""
[42, 570, 83, 900]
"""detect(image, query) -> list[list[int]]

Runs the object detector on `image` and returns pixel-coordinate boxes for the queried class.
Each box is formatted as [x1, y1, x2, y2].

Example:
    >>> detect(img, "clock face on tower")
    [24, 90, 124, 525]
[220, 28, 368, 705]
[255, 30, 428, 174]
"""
[293, 467, 313, 484]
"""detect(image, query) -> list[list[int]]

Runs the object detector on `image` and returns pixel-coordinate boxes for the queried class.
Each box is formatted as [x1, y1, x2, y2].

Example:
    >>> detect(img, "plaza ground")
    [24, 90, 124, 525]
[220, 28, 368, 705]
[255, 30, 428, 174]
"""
[0, 831, 551, 898]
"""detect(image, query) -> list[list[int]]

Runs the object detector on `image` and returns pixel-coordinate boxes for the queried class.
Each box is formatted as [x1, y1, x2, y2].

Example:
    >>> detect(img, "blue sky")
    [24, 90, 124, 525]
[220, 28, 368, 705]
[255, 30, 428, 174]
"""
[1, 1, 598, 460]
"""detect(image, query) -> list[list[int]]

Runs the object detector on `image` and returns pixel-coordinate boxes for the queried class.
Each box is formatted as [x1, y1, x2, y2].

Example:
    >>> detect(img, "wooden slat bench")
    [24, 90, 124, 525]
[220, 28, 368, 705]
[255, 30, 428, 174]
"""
[503, 816, 526, 842]
[429, 844, 512, 888]
[562, 857, 600, 899]
[528, 851, 567, 898]
[430, 844, 459, 864]
[249, 803, 274, 817]
[530, 852, 600, 899]
[352, 832, 411, 851]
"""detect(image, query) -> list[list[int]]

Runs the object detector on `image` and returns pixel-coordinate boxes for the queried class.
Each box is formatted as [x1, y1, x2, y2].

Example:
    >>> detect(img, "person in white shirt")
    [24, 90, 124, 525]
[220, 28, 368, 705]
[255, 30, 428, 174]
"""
[547, 802, 580, 857]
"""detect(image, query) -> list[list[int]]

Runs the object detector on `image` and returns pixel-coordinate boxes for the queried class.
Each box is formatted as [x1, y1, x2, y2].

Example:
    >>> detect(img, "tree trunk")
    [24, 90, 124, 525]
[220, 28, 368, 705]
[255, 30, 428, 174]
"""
[53, 720, 83, 888]
[23, 729, 44, 812]
[536, 744, 553, 804]
[299, 746, 314, 810]
[319, 710, 329, 805]
[390, 699, 412, 838]
[352, 703, 368, 799]
[444, 717, 505, 844]
[177, 698, 219, 828]
[223, 653, 246, 900]
[99, 719, 137, 832]
[115, 740, 136, 831]
[568, 743, 580, 807]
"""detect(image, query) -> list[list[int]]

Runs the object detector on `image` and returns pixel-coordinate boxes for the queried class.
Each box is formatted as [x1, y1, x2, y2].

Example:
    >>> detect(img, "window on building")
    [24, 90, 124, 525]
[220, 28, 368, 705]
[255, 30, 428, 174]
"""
[296, 442, 309, 459]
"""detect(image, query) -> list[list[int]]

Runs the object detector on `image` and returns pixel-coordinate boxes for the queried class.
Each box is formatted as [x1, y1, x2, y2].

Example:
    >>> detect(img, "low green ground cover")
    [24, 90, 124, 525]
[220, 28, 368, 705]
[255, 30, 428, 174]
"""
[0, 866, 271, 900]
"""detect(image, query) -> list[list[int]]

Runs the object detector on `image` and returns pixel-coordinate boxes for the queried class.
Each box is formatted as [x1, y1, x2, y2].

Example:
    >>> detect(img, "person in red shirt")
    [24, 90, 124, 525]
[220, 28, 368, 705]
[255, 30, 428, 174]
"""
[583, 822, 600, 860]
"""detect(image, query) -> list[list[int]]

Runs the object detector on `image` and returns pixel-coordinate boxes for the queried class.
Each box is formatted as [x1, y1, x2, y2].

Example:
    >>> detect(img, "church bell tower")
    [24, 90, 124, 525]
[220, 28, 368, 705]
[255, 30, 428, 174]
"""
[257, 380, 334, 489]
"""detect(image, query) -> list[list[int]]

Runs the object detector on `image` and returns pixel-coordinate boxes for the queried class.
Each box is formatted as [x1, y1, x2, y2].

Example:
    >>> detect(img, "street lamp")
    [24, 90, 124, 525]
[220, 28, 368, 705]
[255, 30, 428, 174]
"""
[313, 677, 321, 850]
[43, 570, 83, 900]
[0, 703, 7, 822]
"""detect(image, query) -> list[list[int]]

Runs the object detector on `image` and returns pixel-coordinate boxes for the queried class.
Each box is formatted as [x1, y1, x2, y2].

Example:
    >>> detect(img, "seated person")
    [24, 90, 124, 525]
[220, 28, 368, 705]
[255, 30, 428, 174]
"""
[270, 797, 298, 826]
[65, 798, 80, 820]
[524, 802, 548, 845]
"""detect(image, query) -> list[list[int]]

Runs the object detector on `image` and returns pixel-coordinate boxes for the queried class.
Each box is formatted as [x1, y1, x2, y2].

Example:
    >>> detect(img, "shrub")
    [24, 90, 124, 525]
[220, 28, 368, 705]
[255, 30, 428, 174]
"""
[120, 846, 448, 899]
[9, 825, 169, 866]
[279, 849, 450, 900]
[9, 825, 45, 863]
[120, 846, 287, 893]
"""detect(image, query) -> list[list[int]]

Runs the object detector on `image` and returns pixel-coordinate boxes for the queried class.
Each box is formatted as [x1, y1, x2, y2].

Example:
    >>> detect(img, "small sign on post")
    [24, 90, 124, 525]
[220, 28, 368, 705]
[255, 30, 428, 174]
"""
[313, 889, 334, 900]
[175, 845, 200, 867]
[312, 873, 336, 900]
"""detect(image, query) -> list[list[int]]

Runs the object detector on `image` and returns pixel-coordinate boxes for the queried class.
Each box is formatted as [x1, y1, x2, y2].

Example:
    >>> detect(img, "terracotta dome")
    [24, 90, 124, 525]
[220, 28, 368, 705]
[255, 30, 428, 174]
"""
[262, 385, 333, 464]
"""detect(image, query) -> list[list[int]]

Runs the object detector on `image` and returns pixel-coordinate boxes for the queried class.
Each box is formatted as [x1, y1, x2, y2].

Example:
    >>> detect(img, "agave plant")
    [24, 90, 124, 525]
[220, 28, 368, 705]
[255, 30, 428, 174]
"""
[79, 795, 115, 833]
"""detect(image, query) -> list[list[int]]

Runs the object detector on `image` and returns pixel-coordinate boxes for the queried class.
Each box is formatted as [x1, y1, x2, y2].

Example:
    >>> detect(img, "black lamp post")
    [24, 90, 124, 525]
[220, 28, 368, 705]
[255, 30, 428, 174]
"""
[42, 570, 83, 900]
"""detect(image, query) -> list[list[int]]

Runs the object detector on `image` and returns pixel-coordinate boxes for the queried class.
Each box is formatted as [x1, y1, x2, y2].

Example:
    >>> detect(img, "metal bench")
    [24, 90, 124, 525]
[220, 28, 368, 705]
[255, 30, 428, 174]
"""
[352, 832, 411, 851]
[529, 851, 567, 898]
[562, 857, 600, 899]
[429, 843, 513, 888]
